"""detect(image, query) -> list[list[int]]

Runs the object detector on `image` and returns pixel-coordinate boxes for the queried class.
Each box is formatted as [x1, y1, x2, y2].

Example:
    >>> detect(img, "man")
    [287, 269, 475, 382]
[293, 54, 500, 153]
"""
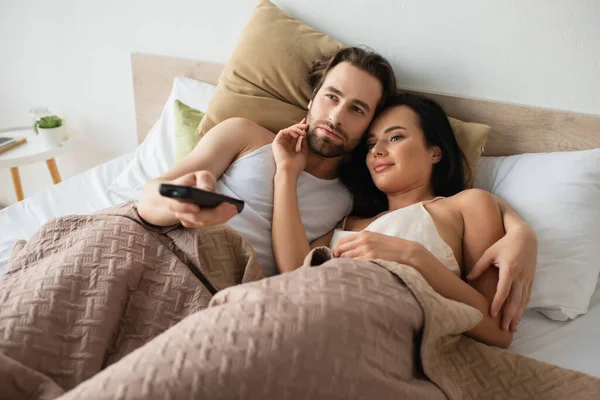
[139, 47, 395, 276]
[138, 46, 536, 333]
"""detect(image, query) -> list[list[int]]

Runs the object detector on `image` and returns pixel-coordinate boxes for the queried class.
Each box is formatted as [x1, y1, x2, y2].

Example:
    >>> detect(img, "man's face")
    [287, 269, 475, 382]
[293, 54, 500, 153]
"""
[306, 62, 383, 158]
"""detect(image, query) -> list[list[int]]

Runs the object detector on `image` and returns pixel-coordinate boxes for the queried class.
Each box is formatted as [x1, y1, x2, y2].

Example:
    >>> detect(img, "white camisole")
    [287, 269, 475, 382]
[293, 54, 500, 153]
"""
[329, 199, 461, 277]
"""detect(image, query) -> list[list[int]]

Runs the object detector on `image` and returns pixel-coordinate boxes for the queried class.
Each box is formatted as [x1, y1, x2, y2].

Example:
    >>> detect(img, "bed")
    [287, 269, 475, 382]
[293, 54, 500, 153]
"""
[0, 153, 133, 270]
[1, 52, 599, 384]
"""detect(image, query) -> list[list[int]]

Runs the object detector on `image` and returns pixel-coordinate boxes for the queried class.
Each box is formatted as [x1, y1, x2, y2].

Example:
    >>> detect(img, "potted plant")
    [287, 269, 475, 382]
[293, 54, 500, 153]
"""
[35, 115, 64, 147]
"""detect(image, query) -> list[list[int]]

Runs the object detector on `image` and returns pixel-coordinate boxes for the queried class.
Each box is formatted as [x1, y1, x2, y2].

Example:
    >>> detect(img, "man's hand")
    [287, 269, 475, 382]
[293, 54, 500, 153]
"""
[272, 118, 309, 176]
[467, 226, 538, 332]
[165, 171, 238, 228]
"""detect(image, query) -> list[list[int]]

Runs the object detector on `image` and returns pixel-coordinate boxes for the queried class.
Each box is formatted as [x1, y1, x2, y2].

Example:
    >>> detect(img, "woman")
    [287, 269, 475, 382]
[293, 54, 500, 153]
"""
[272, 93, 516, 348]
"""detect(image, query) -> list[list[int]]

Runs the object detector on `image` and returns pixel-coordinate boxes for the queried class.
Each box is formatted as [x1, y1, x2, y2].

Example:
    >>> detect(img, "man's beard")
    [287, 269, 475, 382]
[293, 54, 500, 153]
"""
[306, 124, 346, 158]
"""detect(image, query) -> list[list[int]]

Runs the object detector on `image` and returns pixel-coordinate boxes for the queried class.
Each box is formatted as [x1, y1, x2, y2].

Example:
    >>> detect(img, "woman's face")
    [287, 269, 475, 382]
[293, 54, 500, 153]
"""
[365, 105, 440, 195]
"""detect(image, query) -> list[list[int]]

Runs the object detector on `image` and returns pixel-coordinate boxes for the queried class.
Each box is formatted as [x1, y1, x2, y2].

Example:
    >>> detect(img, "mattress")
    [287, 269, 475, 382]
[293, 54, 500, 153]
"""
[0, 152, 599, 379]
[0, 152, 134, 274]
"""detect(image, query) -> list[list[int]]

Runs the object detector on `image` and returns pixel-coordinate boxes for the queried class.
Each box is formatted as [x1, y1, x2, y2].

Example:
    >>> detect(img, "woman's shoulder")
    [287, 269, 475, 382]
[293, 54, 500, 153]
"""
[445, 188, 497, 211]
[454, 188, 494, 200]
[432, 189, 500, 228]
[429, 189, 491, 207]
[426, 189, 496, 231]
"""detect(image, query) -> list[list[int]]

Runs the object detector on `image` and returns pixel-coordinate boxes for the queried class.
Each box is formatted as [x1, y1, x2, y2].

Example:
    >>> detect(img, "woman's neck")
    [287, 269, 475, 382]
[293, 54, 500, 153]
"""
[386, 184, 436, 211]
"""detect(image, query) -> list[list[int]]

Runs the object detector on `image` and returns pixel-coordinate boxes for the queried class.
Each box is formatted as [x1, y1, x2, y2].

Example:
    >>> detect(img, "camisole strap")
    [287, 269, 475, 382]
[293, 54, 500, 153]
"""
[341, 215, 350, 230]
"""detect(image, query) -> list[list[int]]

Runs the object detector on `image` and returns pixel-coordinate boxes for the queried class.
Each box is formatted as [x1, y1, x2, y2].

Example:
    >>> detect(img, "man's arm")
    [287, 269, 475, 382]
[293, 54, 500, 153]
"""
[273, 169, 312, 272]
[493, 195, 529, 235]
[467, 194, 538, 332]
[137, 118, 262, 227]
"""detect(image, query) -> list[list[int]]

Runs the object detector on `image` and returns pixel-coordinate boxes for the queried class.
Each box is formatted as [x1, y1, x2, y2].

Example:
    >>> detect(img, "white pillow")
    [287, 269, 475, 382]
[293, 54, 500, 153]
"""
[108, 77, 217, 200]
[474, 148, 600, 321]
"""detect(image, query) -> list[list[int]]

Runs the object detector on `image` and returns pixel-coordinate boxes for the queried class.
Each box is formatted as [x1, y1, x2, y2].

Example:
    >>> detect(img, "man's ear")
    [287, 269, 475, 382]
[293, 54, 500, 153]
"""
[431, 146, 442, 164]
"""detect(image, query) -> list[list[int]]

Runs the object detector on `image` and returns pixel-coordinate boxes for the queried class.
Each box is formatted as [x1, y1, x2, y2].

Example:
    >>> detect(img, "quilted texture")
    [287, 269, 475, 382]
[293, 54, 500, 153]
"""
[1, 218, 599, 399]
[57, 249, 600, 399]
[0, 201, 263, 396]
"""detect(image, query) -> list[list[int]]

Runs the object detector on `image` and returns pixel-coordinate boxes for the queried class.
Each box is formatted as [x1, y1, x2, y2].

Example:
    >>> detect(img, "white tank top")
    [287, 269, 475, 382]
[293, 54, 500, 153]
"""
[217, 144, 352, 276]
[329, 199, 461, 277]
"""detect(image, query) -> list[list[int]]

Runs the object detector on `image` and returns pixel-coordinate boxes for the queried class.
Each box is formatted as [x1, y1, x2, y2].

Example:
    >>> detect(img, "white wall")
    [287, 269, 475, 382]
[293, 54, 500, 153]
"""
[0, 0, 598, 206]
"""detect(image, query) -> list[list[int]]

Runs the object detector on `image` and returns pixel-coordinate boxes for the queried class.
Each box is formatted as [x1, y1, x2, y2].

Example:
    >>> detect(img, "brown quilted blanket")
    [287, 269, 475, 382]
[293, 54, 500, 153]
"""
[0, 201, 264, 399]
[0, 203, 599, 399]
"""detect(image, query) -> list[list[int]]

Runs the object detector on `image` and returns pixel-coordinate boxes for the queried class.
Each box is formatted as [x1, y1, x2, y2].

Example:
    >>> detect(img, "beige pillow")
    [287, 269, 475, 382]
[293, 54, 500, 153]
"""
[198, 0, 488, 186]
[449, 117, 490, 187]
[196, 0, 342, 136]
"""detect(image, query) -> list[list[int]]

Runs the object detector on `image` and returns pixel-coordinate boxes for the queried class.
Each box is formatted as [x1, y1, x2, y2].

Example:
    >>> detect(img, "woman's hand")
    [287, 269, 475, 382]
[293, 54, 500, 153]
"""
[272, 118, 309, 176]
[332, 231, 422, 264]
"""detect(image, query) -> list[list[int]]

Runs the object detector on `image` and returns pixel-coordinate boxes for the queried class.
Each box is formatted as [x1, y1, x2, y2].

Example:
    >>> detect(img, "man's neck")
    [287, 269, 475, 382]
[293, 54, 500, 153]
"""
[304, 151, 343, 180]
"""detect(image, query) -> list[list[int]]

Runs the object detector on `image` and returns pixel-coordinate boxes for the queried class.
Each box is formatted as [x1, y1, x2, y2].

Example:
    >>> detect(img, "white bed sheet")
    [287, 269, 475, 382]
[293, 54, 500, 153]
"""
[510, 280, 600, 377]
[0, 153, 134, 274]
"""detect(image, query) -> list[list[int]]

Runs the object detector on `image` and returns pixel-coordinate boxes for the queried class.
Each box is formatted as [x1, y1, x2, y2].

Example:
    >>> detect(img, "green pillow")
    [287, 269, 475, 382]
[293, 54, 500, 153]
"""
[173, 99, 205, 162]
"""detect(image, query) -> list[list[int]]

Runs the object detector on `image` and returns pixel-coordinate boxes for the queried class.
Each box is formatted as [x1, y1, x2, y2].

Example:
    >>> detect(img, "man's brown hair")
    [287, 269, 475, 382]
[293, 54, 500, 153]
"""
[309, 46, 397, 114]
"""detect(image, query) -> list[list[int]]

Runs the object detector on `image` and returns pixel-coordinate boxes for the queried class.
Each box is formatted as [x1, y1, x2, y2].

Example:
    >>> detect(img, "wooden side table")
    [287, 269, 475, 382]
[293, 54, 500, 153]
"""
[0, 127, 72, 201]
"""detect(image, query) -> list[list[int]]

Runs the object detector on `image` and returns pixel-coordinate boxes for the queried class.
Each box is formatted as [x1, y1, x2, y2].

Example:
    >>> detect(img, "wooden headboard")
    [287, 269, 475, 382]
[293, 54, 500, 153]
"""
[131, 53, 600, 156]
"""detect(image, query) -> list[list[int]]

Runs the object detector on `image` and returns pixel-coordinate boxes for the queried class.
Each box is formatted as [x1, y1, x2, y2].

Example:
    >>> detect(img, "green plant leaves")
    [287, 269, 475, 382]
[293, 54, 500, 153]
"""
[35, 115, 62, 129]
